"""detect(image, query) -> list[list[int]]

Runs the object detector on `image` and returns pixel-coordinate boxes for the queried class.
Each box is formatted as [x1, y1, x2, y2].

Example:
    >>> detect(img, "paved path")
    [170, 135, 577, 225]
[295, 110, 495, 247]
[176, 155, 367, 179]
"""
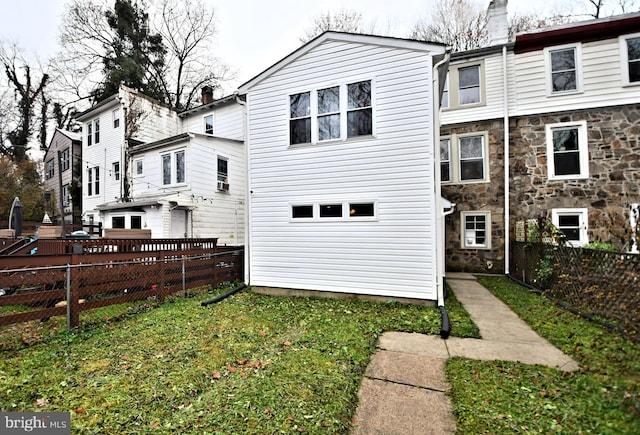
[351, 273, 579, 434]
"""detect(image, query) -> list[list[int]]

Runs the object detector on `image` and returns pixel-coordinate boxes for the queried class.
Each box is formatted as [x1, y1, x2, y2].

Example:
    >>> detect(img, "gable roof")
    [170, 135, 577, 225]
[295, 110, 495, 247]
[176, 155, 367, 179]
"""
[237, 31, 445, 94]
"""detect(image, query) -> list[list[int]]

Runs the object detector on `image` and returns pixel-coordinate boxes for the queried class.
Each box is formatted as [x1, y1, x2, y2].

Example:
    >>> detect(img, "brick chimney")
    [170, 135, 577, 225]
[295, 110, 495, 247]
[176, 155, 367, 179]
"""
[487, 0, 509, 46]
[201, 86, 213, 105]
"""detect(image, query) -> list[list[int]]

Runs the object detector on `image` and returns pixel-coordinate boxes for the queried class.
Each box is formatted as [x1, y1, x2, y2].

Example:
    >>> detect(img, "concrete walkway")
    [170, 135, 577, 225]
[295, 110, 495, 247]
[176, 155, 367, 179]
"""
[351, 273, 579, 434]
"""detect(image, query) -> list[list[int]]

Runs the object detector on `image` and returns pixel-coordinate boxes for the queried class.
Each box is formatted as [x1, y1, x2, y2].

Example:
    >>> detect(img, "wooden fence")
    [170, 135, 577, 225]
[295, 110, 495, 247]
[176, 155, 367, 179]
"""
[0, 240, 243, 329]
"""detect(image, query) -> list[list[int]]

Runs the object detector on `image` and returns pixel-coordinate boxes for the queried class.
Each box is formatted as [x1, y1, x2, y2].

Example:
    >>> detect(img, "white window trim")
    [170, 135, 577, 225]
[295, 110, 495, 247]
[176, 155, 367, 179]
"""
[619, 32, 640, 87]
[544, 43, 583, 96]
[288, 78, 376, 146]
[204, 114, 214, 134]
[112, 109, 120, 128]
[133, 159, 144, 177]
[461, 211, 491, 250]
[441, 61, 485, 111]
[440, 132, 489, 184]
[440, 138, 452, 183]
[87, 166, 99, 197]
[552, 208, 589, 247]
[289, 201, 378, 222]
[217, 155, 229, 191]
[161, 148, 187, 186]
[545, 121, 589, 180]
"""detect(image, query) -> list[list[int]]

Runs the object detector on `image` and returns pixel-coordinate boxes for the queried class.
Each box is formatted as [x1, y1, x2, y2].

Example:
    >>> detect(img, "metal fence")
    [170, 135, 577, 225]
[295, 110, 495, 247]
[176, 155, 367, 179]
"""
[511, 241, 640, 343]
[0, 246, 243, 350]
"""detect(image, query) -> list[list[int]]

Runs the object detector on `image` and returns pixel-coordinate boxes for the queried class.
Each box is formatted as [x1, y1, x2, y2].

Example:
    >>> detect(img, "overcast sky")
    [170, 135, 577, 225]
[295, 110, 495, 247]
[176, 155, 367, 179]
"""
[0, 0, 577, 93]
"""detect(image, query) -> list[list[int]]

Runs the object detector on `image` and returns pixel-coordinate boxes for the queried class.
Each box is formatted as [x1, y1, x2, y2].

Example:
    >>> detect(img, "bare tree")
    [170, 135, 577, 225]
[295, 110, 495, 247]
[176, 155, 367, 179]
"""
[155, 0, 231, 109]
[299, 8, 369, 43]
[0, 43, 50, 161]
[52, 0, 113, 107]
[410, 0, 488, 51]
[53, 0, 229, 111]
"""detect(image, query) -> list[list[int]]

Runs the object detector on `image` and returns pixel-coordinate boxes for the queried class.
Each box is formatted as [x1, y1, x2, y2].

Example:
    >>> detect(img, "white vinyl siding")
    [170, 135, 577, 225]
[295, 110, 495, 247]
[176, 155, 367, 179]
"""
[129, 134, 245, 244]
[620, 33, 640, 86]
[545, 44, 583, 95]
[244, 37, 441, 300]
[513, 38, 640, 116]
[440, 53, 509, 125]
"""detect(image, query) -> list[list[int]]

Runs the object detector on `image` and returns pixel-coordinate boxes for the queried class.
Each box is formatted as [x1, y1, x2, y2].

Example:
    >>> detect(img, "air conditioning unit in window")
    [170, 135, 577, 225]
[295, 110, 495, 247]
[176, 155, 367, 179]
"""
[217, 180, 229, 191]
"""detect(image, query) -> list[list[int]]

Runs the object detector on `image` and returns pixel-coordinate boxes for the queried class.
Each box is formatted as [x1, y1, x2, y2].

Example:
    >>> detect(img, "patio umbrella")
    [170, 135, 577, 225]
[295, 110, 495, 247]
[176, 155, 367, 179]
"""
[8, 197, 23, 237]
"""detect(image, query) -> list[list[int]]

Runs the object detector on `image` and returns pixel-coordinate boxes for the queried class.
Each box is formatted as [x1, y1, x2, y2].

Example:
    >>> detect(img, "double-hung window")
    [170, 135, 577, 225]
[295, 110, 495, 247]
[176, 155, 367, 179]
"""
[546, 44, 582, 95]
[60, 148, 70, 172]
[347, 80, 372, 137]
[217, 156, 229, 191]
[459, 135, 485, 181]
[112, 162, 120, 181]
[440, 139, 451, 182]
[87, 167, 99, 196]
[441, 63, 484, 110]
[134, 159, 143, 177]
[161, 150, 186, 186]
[545, 121, 589, 180]
[318, 86, 340, 140]
[62, 184, 70, 207]
[289, 92, 311, 145]
[289, 80, 372, 145]
[204, 115, 214, 134]
[552, 208, 588, 247]
[45, 159, 55, 179]
[87, 119, 100, 145]
[461, 211, 491, 249]
[113, 109, 120, 128]
[458, 66, 480, 105]
[86, 122, 92, 146]
[620, 33, 640, 86]
[440, 133, 488, 183]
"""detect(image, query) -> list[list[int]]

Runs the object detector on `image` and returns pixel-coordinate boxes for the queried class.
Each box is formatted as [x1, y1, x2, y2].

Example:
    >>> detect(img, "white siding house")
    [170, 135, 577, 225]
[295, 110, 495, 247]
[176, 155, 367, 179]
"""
[76, 86, 180, 228]
[76, 86, 246, 243]
[124, 132, 245, 244]
[238, 32, 446, 301]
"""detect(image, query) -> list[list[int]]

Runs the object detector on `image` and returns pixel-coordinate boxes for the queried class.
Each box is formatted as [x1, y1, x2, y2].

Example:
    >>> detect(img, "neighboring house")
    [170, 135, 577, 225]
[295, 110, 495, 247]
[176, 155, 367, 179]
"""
[238, 32, 447, 301]
[439, 4, 640, 273]
[76, 85, 181, 230]
[42, 129, 82, 224]
[509, 13, 640, 251]
[76, 85, 246, 243]
[123, 131, 245, 243]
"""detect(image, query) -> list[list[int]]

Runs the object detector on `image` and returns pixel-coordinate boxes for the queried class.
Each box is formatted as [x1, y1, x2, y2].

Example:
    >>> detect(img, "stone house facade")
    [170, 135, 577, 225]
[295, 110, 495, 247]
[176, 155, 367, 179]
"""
[440, 7, 640, 273]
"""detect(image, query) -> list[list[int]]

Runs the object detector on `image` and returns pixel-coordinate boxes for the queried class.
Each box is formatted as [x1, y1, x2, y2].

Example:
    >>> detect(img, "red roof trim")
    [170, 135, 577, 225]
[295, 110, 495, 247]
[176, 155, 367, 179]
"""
[515, 15, 640, 54]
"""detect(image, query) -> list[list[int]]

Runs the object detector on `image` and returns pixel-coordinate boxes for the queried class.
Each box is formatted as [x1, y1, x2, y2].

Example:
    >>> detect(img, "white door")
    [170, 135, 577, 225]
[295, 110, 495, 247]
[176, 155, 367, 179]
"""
[171, 209, 187, 238]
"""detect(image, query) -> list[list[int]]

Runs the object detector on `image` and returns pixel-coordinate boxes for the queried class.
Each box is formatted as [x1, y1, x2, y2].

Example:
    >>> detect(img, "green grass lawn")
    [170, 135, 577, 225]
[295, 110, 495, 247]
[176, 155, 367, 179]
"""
[447, 275, 640, 434]
[0, 286, 477, 434]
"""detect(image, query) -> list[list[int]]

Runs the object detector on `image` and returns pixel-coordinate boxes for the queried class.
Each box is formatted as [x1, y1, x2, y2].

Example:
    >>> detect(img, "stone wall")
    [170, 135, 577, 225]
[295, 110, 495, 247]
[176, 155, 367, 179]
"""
[441, 119, 506, 273]
[509, 104, 640, 248]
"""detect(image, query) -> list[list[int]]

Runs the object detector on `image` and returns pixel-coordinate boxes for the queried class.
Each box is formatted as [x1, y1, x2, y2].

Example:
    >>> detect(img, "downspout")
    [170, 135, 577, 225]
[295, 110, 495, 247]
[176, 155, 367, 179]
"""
[433, 48, 451, 339]
[502, 45, 510, 275]
[234, 92, 250, 286]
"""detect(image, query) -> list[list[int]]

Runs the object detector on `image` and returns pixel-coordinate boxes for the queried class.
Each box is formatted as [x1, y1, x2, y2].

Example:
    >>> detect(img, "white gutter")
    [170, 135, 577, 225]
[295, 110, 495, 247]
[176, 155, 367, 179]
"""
[433, 49, 451, 308]
[234, 92, 250, 285]
[502, 45, 510, 275]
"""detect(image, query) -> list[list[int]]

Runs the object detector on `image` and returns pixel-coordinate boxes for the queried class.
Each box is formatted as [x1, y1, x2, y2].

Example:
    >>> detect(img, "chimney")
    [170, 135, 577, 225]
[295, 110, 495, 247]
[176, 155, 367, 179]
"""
[201, 86, 213, 105]
[487, 0, 509, 46]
